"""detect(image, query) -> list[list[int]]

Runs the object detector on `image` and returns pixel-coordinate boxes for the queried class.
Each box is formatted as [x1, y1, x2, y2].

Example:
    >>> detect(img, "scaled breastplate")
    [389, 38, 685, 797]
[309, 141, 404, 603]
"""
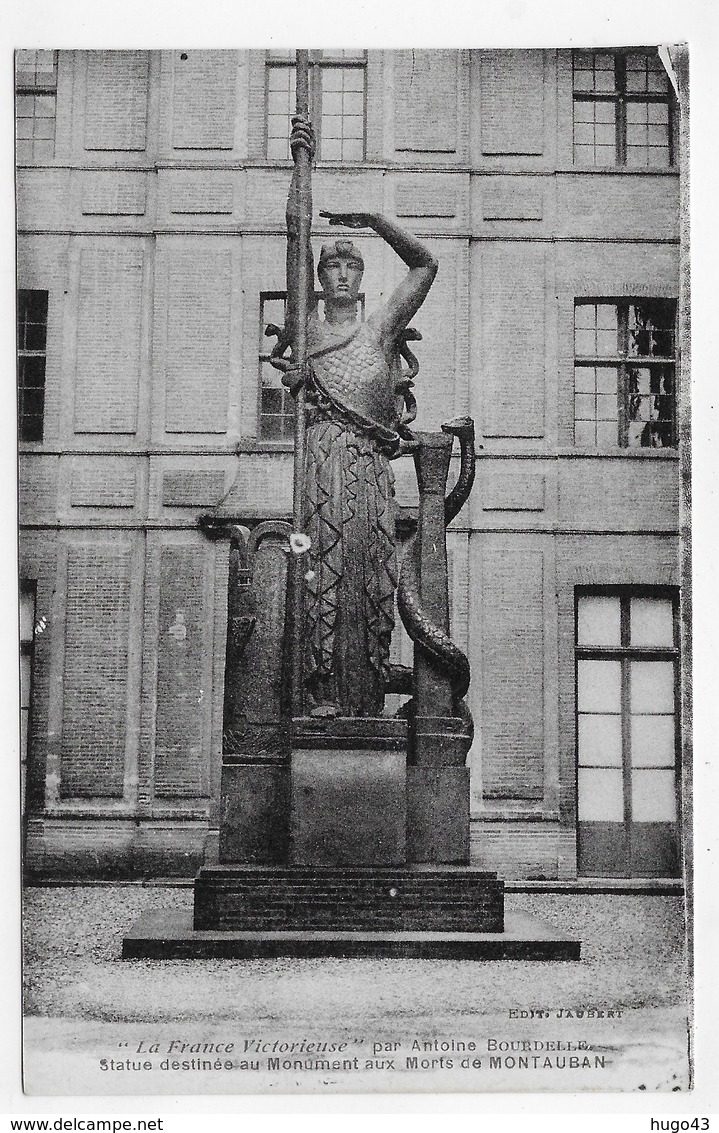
[307, 318, 399, 433]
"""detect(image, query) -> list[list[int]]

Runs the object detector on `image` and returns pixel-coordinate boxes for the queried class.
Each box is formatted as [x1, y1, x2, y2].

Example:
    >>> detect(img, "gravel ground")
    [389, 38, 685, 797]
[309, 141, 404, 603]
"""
[22, 887, 689, 1024]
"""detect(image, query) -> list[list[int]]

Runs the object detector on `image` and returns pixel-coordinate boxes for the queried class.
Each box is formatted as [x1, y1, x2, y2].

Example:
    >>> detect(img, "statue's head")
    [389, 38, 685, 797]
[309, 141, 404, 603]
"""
[317, 240, 364, 306]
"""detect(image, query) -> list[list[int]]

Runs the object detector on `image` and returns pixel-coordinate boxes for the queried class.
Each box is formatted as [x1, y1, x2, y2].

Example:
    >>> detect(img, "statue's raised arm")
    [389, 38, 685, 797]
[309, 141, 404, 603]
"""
[319, 210, 438, 348]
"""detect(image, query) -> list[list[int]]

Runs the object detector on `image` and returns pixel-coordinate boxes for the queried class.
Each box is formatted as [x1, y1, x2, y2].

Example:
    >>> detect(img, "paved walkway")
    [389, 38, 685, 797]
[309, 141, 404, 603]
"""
[23, 887, 690, 1096]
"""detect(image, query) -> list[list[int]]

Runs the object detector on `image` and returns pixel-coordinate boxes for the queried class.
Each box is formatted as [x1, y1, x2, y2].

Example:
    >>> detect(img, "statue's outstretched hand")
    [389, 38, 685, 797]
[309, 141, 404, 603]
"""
[290, 115, 316, 161]
[320, 210, 375, 230]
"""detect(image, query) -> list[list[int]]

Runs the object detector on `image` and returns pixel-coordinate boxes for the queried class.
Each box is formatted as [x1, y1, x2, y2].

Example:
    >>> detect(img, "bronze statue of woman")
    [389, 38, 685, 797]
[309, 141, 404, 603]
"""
[284, 116, 437, 718]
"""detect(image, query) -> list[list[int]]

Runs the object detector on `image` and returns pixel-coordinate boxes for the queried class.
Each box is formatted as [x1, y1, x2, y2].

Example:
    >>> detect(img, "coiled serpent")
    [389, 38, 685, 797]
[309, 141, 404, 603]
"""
[396, 416, 476, 705]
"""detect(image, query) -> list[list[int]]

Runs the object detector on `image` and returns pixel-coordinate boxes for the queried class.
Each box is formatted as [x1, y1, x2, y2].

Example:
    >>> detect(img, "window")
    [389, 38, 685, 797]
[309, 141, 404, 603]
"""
[572, 49, 674, 167]
[266, 50, 366, 161]
[259, 291, 365, 440]
[259, 293, 295, 441]
[576, 590, 680, 878]
[574, 299, 676, 448]
[20, 585, 36, 817]
[15, 50, 58, 163]
[17, 290, 48, 443]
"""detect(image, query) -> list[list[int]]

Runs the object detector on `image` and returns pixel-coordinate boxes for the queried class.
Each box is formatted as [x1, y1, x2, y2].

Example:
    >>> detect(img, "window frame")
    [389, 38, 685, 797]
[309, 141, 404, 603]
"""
[15, 49, 58, 165]
[264, 50, 368, 163]
[572, 47, 676, 169]
[258, 290, 366, 442]
[19, 582, 37, 820]
[17, 289, 49, 444]
[573, 297, 678, 449]
[574, 586, 681, 878]
[258, 290, 297, 442]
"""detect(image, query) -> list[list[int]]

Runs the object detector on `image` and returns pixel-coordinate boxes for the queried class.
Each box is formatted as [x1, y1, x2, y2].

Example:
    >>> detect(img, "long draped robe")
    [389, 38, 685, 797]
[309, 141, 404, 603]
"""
[302, 314, 401, 717]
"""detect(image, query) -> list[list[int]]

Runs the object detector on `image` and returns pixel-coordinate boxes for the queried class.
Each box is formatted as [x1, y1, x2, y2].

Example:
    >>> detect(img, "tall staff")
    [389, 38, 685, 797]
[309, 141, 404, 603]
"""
[287, 50, 312, 716]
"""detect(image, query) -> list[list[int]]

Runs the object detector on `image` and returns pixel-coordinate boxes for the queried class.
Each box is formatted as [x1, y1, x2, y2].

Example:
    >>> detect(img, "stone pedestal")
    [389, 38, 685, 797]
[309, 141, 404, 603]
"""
[412, 715, 473, 766]
[412, 434, 455, 723]
[293, 716, 407, 752]
[407, 766, 470, 863]
[119, 313, 585, 957]
[289, 749, 406, 866]
[219, 763, 288, 864]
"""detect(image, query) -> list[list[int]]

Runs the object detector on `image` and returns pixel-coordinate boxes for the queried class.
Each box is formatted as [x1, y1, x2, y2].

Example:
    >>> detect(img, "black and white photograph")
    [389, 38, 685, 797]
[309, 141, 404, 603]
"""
[7, 5, 716, 1115]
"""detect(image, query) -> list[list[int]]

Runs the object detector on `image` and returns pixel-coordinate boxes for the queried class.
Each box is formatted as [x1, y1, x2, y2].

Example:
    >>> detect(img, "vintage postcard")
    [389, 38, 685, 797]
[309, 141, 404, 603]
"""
[13, 34, 702, 1105]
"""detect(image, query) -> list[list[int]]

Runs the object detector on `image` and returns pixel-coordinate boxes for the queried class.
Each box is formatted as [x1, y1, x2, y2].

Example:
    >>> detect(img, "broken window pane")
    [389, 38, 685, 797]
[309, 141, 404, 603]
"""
[574, 301, 675, 448]
[627, 301, 675, 357]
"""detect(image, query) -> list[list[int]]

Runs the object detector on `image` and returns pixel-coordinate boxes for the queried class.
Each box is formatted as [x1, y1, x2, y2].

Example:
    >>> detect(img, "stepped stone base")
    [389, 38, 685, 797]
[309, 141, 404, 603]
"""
[122, 909, 581, 960]
[193, 864, 504, 933]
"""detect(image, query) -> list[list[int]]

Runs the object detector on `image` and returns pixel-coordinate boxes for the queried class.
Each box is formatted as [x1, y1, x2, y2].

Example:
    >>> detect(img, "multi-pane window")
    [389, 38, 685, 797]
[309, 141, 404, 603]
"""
[576, 591, 680, 877]
[574, 299, 676, 448]
[259, 292, 365, 440]
[15, 50, 58, 164]
[17, 290, 49, 443]
[266, 50, 366, 162]
[20, 585, 36, 817]
[259, 293, 296, 441]
[572, 49, 674, 168]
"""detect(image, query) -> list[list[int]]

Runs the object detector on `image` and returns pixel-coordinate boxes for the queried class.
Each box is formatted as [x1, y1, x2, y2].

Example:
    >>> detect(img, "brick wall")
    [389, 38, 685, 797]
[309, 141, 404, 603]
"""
[480, 549, 545, 800]
[17, 49, 681, 877]
[74, 245, 144, 433]
[60, 544, 132, 797]
[163, 248, 232, 433]
[171, 51, 238, 150]
[83, 51, 150, 152]
[154, 547, 207, 798]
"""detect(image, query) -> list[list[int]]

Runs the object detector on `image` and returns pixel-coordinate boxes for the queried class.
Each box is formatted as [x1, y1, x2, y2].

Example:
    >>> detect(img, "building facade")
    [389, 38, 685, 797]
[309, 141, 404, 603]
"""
[17, 48, 684, 880]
